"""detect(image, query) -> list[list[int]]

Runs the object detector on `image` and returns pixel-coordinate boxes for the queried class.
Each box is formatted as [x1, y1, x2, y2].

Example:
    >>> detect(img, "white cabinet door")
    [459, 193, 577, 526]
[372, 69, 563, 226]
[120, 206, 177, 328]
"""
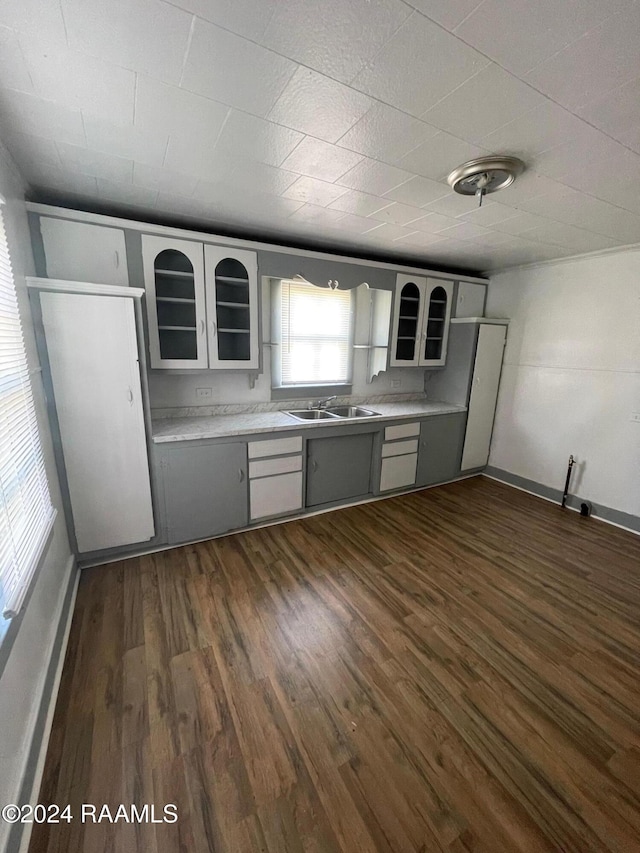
[250, 472, 303, 520]
[389, 274, 427, 367]
[418, 279, 454, 367]
[455, 282, 486, 318]
[204, 245, 259, 370]
[40, 217, 128, 286]
[142, 235, 207, 369]
[461, 323, 507, 471]
[380, 453, 418, 491]
[41, 292, 154, 552]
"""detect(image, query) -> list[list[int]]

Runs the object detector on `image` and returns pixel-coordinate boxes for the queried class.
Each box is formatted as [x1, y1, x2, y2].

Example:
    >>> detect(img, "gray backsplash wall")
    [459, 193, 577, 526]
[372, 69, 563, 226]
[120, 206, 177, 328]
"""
[149, 247, 427, 410]
[148, 362, 426, 409]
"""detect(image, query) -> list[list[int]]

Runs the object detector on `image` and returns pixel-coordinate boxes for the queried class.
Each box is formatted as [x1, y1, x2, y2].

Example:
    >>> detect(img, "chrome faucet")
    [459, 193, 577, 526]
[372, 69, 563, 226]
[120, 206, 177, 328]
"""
[312, 395, 337, 409]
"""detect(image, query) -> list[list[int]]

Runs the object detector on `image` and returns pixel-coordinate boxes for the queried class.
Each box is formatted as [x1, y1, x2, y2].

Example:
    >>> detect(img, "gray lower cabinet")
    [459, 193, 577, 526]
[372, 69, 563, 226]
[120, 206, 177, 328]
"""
[306, 433, 374, 507]
[416, 412, 466, 487]
[162, 442, 248, 544]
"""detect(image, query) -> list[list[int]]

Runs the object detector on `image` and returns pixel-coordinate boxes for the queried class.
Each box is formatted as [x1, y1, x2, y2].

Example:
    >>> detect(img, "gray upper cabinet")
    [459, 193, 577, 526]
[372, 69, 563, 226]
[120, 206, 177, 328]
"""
[306, 433, 374, 507]
[390, 275, 454, 368]
[162, 442, 248, 544]
[416, 412, 466, 487]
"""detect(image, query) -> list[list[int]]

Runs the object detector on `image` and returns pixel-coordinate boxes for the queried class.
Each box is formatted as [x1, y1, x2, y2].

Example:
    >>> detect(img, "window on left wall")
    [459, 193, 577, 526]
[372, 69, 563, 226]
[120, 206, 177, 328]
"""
[0, 202, 55, 620]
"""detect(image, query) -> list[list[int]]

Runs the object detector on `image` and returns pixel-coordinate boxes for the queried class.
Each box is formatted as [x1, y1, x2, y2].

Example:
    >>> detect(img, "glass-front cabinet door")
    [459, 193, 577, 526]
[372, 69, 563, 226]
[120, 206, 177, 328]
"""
[419, 279, 453, 367]
[390, 274, 427, 367]
[204, 246, 259, 370]
[142, 235, 207, 369]
[390, 274, 454, 368]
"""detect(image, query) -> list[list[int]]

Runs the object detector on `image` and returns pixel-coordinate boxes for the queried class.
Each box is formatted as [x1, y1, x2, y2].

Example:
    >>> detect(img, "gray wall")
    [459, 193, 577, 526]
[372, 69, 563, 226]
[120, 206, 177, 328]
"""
[149, 247, 427, 410]
[0, 142, 74, 851]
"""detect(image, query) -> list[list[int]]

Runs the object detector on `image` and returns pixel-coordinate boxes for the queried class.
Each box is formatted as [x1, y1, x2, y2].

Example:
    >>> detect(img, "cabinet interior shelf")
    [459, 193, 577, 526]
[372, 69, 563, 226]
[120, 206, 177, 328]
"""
[155, 268, 194, 279]
[218, 328, 250, 334]
[397, 336, 416, 340]
[158, 325, 195, 331]
[426, 336, 443, 341]
[400, 297, 419, 303]
[217, 301, 249, 309]
[430, 299, 446, 304]
[216, 276, 250, 284]
[157, 296, 195, 304]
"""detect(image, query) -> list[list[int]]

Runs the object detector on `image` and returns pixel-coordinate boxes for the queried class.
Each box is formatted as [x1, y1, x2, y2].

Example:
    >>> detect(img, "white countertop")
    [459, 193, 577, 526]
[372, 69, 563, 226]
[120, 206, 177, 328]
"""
[152, 400, 466, 443]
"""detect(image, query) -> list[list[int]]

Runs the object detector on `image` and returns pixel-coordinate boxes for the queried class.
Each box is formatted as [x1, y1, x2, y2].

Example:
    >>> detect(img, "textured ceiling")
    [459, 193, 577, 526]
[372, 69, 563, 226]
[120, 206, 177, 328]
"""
[2, 0, 640, 272]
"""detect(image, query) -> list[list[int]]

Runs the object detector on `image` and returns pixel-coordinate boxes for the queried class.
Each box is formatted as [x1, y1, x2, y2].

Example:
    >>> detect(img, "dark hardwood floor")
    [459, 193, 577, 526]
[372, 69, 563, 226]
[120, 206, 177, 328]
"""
[29, 476, 640, 852]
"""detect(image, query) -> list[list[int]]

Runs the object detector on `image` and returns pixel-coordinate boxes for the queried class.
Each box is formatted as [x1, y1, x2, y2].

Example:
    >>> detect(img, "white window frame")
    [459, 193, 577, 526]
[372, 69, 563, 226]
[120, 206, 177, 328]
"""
[271, 278, 355, 390]
[0, 199, 56, 620]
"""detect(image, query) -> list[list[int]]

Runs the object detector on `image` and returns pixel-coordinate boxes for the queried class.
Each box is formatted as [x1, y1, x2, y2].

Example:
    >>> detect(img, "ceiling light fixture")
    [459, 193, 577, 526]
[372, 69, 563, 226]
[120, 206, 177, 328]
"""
[447, 155, 525, 207]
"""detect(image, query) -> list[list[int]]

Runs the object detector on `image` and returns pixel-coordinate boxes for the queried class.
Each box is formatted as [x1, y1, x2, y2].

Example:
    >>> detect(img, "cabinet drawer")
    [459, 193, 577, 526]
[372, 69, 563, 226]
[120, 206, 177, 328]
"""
[248, 435, 302, 459]
[381, 438, 418, 458]
[250, 471, 303, 520]
[384, 422, 420, 441]
[380, 453, 418, 492]
[249, 454, 302, 479]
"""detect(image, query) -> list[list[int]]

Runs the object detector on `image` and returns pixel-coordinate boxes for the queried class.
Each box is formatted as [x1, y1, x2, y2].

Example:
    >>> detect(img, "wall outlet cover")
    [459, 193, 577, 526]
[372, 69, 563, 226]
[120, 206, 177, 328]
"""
[391, 379, 401, 388]
[631, 412, 640, 423]
[196, 387, 213, 399]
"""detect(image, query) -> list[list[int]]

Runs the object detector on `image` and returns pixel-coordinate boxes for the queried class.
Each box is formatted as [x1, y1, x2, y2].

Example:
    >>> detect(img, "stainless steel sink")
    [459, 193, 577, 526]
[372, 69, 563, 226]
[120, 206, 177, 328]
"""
[286, 409, 340, 421]
[325, 406, 380, 418]
[286, 405, 381, 422]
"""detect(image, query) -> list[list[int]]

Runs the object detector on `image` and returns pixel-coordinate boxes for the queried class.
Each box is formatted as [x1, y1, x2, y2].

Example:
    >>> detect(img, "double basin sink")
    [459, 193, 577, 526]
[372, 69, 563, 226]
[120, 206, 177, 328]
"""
[287, 405, 380, 422]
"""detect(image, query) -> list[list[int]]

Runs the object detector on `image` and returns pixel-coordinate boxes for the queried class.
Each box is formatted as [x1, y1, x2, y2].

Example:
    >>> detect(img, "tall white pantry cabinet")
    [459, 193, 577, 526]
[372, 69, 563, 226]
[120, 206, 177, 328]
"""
[35, 282, 155, 554]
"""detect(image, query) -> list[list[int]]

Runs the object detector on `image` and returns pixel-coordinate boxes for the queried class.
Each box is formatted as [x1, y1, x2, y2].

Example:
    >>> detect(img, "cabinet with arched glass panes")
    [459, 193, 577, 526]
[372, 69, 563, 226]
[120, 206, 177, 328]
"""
[204, 245, 259, 369]
[142, 236, 207, 369]
[142, 237, 259, 370]
[390, 275, 453, 367]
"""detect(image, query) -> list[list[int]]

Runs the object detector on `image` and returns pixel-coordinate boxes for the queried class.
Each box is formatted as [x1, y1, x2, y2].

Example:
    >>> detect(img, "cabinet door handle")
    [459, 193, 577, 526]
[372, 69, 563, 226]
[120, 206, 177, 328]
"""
[126, 387, 134, 405]
[199, 320, 205, 335]
[238, 468, 245, 482]
[312, 459, 318, 472]
[210, 320, 217, 337]
[114, 250, 120, 268]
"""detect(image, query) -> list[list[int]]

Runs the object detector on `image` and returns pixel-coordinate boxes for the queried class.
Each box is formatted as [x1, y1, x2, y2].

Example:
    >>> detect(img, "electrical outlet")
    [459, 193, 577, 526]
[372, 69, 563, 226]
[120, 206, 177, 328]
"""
[196, 387, 212, 400]
[391, 379, 401, 388]
[631, 412, 640, 423]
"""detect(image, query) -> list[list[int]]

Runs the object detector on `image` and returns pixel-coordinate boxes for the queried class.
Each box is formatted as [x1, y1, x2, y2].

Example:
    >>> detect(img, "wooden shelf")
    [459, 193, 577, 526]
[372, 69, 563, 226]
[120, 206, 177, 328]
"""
[156, 296, 195, 304]
[218, 328, 251, 334]
[217, 301, 249, 308]
[155, 268, 194, 279]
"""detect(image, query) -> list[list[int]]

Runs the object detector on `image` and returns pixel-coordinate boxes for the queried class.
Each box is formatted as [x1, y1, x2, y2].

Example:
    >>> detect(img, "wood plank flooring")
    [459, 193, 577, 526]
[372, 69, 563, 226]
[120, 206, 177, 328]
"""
[29, 477, 640, 852]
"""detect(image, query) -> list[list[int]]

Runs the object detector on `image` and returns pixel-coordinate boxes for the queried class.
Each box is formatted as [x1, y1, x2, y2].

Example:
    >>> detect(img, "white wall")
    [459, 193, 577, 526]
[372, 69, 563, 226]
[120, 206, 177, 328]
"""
[0, 142, 74, 851]
[487, 249, 640, 519]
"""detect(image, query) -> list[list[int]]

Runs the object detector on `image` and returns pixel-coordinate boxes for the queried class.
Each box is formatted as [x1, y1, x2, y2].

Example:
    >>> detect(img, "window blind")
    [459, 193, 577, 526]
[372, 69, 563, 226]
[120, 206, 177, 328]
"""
[0, 205, 55, 620]
[279, 280, 353, 385]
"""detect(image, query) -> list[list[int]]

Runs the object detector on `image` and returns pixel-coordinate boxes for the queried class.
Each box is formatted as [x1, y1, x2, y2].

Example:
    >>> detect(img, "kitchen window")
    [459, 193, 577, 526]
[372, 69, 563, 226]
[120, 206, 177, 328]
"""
[272, 279, 354, 388]
[0, 203, 55, 621]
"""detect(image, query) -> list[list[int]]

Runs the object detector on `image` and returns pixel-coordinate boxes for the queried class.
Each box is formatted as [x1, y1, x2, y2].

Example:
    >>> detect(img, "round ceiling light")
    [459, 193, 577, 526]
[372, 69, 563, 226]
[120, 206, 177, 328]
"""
[447, 155, 525, 207]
